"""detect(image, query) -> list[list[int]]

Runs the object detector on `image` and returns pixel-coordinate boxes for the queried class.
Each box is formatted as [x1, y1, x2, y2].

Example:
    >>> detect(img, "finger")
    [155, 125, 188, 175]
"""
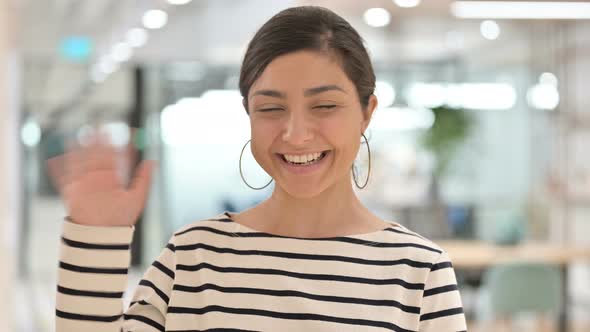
[114, 140, 137, 186]
[63, 132, 118, 185]
[96, 128, 113, 147]
[79, 124, 111, 153]
[123, 139, 139, 184]
[63, 139, 87, 183]
[85, 143, 119, 173]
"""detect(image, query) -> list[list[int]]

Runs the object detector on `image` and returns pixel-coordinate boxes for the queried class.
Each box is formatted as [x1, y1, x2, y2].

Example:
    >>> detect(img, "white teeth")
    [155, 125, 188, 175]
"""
[283, 152, 324, 164]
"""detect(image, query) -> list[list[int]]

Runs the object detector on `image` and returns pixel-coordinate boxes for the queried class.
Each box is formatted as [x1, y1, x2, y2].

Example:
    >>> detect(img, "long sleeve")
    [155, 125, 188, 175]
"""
[418, 250, 467, 332]
[55, 220, 176, 332]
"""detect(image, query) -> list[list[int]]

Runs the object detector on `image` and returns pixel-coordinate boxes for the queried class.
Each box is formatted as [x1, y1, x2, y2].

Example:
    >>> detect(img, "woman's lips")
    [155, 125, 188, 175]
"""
[277, 150, 331, 175]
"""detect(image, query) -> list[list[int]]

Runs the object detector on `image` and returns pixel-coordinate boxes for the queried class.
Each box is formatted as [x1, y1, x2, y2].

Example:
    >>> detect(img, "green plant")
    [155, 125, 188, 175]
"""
[420, 105, 473, 177]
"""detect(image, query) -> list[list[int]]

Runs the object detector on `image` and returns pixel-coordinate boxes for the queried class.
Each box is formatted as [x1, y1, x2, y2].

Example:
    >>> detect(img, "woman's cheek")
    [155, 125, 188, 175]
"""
[320, 117, 354, 142]
[250, 123, 279, 161]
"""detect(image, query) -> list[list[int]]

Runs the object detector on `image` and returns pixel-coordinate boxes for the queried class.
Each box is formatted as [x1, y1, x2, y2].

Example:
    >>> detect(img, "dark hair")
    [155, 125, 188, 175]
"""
[239, 6, 376, 114]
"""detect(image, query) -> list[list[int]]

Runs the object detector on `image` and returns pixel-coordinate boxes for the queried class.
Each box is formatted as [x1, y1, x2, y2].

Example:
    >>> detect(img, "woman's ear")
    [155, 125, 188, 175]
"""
[361, 94, 378, 133]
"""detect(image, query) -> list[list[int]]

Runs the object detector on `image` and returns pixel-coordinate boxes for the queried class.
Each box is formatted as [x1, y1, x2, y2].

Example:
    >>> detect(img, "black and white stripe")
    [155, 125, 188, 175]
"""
[56, 213, 466, 331]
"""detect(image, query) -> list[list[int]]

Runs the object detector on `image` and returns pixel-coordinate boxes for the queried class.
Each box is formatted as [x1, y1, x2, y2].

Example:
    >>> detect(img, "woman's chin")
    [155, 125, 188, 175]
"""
[274, 180, 328, 199]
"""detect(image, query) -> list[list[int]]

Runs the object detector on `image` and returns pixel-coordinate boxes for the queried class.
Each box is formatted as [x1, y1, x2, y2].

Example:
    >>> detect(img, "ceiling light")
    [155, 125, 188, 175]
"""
[143, 9, 168, 30]
[21, 120, 41, 147]
[480, 20, 500, 40]
[451, 1, 590, 20]
[394, 0, 421, 8]
[111, 42, 132, 62]
[528, 83, 559, 110]
[126, 28, 148, 48]
[364, 8, 391, 27]
[98, 56, 118, 75]
[539, 72, 558, 86]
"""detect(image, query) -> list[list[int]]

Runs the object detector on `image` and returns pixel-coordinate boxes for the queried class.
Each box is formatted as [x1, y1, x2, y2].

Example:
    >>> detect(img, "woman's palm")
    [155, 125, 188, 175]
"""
[47, 135, 155, 227]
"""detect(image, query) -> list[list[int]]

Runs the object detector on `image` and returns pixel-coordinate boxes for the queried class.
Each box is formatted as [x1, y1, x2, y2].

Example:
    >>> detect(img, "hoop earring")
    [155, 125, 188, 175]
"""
[239, 139, 273, 190]
[352, 133, 371, 189]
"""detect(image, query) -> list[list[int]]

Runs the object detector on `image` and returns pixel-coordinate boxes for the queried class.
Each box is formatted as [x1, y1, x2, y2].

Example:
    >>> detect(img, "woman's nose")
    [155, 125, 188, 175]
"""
[282, 112, 314, 145]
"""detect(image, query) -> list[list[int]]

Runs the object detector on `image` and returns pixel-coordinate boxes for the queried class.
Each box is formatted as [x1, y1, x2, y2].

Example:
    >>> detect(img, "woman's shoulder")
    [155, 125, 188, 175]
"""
[170, 212, 236, 242]
[381, 220, 448, 262]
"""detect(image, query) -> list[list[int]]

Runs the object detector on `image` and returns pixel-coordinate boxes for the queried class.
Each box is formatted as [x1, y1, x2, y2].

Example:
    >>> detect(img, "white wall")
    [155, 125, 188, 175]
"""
[0, 0, 20, 330]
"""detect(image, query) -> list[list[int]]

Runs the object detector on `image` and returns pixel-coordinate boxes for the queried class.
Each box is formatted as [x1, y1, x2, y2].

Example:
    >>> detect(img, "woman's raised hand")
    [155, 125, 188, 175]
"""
[47, 129, 156, 227]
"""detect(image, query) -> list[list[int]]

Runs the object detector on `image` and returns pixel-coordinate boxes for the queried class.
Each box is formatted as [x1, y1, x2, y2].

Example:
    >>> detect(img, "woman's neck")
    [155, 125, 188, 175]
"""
[239, 178, 383, 238]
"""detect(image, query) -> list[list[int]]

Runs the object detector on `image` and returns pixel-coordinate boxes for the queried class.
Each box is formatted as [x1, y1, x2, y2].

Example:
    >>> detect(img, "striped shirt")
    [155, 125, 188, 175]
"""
[56, 212, 467, 331]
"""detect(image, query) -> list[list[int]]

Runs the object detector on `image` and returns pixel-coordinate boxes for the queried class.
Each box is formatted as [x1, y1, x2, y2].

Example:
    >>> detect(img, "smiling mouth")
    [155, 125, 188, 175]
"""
[279, 150, 330, 166]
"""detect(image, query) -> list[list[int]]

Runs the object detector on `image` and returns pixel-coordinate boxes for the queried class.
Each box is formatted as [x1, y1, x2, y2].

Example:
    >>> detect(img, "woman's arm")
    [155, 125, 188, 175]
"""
[418, 250, 467, 332]
[55, 221, 176, 331]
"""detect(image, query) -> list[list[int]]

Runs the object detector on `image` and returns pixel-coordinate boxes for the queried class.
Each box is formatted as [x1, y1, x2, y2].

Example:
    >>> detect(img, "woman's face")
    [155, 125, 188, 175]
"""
[246, 50, 377, 198]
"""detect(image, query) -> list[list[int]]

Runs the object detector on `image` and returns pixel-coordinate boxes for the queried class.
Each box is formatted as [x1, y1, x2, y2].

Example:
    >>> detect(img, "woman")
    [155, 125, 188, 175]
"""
[50, 6, 467, 332]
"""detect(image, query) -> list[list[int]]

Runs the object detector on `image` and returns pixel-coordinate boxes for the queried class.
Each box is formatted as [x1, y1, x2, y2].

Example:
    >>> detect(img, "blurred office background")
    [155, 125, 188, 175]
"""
[1, 0, 590, 331]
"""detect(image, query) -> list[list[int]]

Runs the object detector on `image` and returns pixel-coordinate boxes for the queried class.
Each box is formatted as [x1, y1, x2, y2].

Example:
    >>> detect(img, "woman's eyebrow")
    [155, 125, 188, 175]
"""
[252, 89, 286, 98]
[304, 84, 347, 97]
[251, 85, 347, 99]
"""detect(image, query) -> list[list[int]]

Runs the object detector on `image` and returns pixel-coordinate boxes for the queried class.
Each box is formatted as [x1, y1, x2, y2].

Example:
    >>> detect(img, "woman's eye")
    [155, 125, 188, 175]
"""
[257, 108, 283, 112]
[314, 105, 337, 110]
